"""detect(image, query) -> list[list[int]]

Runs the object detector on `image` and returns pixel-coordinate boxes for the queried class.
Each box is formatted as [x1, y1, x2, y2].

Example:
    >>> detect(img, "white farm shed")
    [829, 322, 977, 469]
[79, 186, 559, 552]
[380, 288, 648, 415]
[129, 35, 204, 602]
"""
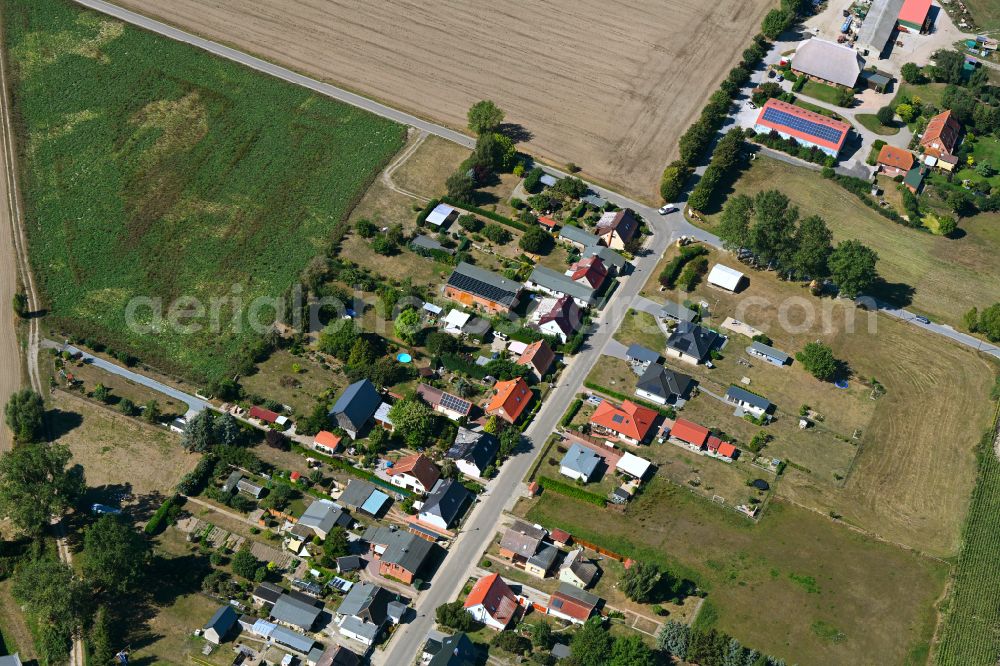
[426, 203, 457, 227]
[707, 264, 745, 292]
[616, 452, 652, 480]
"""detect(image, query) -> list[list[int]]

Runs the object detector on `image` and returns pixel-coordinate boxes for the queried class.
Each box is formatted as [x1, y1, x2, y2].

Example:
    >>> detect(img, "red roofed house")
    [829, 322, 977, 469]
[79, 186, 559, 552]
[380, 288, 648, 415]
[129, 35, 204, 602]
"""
[568, 256, 608, 291]
[249, 406, 279, 424]
[550, 528, 572, 547]
[594, 209, 638, 250]
[920, 110, 961, 160]
[589, 400, 658, 446]
[486, 377, 533, 424]
[670, 418, 710, 452]
[516, 340, 555, 380]
[876, 145, 916, 177]
[898, 0, 932, 31]
[538, 216, 559, 230]
[754, 98, 850, 157]
[706, 436, 739, 462]
[312, 431, 342, 456]
[386, 454, 440, 494]
[464, 573, 520, 631]
[534, 295, 582, 343]
[546, 582, 601, 625]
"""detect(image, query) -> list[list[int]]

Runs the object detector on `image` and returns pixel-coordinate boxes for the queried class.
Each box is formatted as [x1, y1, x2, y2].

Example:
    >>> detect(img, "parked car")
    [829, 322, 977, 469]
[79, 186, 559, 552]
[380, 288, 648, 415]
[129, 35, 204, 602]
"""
[914, 315, 930, 324]
[658, 205, 678, 215]
[767, 69, 776, 79]
[748, 101, 757, 109]
[776, 73, 784, 82]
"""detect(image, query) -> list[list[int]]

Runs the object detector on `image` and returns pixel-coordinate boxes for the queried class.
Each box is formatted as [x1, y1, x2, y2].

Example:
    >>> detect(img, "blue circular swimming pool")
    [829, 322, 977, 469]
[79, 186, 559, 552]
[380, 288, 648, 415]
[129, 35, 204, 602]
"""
[397, 353, 412, 363]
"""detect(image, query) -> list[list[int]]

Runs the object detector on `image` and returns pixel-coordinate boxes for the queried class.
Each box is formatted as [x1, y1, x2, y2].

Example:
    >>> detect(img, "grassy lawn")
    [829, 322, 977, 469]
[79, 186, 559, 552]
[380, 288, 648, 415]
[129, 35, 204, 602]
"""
[585, 356, 638, 395]
[5, 0, 405, 383]
[653, 241, 997, 557]
[50, 390, 198, 500]
[390, 134, 470, 198]
[241, 349, 346, 417]
[855, 113, 900, 135]
[524, 481, 947, 666]
[894, 81, 951, 109]
[131, 590, 235, 666]
[963, 0, 1000, 28]
[644, 438, 772, 509]
[50, 353, 188, 418]
[952, 135, 1000, 190]
[798, 79, 844, 105]
[701, 155, 1000, 328]
[613, 310, 667, 352]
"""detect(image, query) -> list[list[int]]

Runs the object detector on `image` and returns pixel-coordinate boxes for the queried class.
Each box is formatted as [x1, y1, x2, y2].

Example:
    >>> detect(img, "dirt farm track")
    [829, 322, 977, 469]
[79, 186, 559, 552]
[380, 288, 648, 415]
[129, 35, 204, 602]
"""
[112, 0, 773, 202]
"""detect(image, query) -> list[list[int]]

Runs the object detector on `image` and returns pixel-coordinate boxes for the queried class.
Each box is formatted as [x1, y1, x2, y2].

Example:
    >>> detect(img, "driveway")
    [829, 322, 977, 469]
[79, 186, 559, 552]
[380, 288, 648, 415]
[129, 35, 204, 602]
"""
[42, 340, 209, 417]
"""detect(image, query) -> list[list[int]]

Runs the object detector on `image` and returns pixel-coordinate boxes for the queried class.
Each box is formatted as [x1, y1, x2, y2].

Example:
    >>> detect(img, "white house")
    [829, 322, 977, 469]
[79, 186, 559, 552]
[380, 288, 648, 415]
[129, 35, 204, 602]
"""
[443, 309, 472, 335]
[616, 452, 652, 481]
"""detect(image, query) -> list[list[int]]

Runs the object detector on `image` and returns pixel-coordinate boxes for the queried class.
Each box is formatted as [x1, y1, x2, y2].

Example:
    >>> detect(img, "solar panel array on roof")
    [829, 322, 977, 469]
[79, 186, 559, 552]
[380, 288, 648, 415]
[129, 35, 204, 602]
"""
[439, 393, 472, 414]
[612, 414, 625, 424]
[448, 272, 517, 305]
[762, 107, 845, 144]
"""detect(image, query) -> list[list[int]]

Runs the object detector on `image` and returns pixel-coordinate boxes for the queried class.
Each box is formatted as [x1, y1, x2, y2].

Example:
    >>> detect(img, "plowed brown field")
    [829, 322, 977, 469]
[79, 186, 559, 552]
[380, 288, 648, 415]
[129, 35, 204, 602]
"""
[114, 0, 773, 202]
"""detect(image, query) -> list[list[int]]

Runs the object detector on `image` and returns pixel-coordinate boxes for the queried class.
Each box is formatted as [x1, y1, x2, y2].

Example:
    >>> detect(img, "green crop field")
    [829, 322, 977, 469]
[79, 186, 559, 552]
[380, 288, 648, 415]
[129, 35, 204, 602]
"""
[935, 407, 1000, 665]
[4, 0, 405, 381]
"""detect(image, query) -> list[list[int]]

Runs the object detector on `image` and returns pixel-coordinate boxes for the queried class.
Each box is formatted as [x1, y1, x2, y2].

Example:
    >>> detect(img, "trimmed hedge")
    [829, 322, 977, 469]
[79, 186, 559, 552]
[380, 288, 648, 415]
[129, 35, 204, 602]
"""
[658, 244, 708, 289]
[440, 196, 529, 232]
[177, 456, 215, 495]
[291, 444, 415, 498]
[560, 399, 583, 427]
[537, 476, 606, 507]
[145, 493, 179, 535]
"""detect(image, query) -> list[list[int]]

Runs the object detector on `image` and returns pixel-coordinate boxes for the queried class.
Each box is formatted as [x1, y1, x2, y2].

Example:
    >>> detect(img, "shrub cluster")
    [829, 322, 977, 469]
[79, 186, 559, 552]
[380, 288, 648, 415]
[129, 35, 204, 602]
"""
[658, 244, 708, 289]
[144, 494, 180, 535]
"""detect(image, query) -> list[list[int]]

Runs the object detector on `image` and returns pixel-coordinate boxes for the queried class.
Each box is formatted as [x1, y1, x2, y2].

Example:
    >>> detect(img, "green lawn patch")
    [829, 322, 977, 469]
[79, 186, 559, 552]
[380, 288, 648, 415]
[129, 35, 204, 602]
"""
[525, 479, 948, 666]
[799, 79, 844, 106]
[855, 113, 900, 135]
[5, 0, 405, 382]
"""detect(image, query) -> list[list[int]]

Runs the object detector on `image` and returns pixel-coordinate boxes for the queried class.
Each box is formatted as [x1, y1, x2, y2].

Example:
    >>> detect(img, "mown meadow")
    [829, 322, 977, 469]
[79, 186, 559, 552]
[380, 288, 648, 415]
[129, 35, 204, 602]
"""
[4, 0, 405, 381]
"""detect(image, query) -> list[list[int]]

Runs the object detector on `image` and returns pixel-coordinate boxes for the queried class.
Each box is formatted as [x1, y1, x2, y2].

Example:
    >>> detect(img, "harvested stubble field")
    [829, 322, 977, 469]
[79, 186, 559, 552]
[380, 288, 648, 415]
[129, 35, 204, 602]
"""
[112, 0, 773, 201]
[4, 0, 405, 382]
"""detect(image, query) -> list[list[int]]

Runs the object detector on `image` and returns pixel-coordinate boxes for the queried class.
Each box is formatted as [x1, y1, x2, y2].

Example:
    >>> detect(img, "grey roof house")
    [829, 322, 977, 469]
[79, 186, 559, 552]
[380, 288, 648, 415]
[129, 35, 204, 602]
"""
[582, 245, 627, 273]
[329, 379, 381, 439]
[746, 341, 790, 366]
[625, 344, 660, 372]
[417, 478, 473, 531]
[446, 428, 499, 478]
[635, 364, 694, 406]
[526, 265, 598, 308]
[270, 593, 323, 632]
[424, 631, 477, 666]
[222, 471, 243, 494]
[666, 322, 720, 364]
[725, 386, 773, 419]
[557, 224, 600, 249]
[336, 581, 394, 646]
[499, 520, 547, 560]
[411, 235, 455, 255]
[658, 301, 697, 323]
[363, 526, 436, 581]
[270, 625, 316, 655]
[298, 499, 351, 539]
[204, 605, 239, 644]
[559, 442, 602, 482]
[252, 581, 284, 608]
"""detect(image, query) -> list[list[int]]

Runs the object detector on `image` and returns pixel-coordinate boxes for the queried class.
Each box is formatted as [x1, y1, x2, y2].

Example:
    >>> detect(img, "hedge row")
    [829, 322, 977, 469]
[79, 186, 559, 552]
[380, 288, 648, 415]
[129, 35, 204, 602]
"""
[659, 244, 708, 289]
[415, 198, 441, 226]
[177, 456, 215, 495]
[440, 196, 529, 232]
[583, 381, 676, 418]
[145, 493, 180, 535]
[560, 399, 583, 427]
[291, 444, 415, 498]
[537, 475, 606, 507]
[822, 169, 917, 228]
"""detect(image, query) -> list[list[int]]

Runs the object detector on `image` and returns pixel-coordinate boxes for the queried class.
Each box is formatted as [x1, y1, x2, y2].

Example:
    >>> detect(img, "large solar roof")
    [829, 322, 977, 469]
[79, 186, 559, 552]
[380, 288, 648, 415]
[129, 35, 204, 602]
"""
[761, 106, 845, 144]
[447, 266, 520, 306]
[440, 392, 472, 415]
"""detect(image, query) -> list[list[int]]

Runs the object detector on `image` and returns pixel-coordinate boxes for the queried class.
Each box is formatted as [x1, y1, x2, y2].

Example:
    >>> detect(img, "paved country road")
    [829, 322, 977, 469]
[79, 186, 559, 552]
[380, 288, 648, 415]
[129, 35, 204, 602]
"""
[42, 340, 209, 417]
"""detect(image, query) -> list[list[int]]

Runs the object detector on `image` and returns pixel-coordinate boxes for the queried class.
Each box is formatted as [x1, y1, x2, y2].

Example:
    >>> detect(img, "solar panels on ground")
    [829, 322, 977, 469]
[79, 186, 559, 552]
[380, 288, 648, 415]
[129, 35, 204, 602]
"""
[761, 107, 845, 144]
[439, 393, 471, 414]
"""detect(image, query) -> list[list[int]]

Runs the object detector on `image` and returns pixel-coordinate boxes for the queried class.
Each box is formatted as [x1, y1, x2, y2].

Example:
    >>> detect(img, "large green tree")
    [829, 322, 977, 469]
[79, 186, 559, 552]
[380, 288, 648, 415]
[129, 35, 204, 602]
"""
[828, 240, 879, 297]
[519, 226, 553, 254]
[182, 409, 216, 452]
[717, 194, 753, 251]
[5, 389, 45, 444]
[0, 442, 84, 535]
[748, 190, 798, 270]
[570, 617, 613, 666]
[12, 557, 85, 665]
[467, 100, 505, 135]
[620, 560, 661, 603]
[387, 398, 435, 448]
[795, 342, 840, 381]
[791, 215, 833, 279]
[394, 308, 423, 344]
[610, 634, 657, 666]
[82, 515, 149, 594]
